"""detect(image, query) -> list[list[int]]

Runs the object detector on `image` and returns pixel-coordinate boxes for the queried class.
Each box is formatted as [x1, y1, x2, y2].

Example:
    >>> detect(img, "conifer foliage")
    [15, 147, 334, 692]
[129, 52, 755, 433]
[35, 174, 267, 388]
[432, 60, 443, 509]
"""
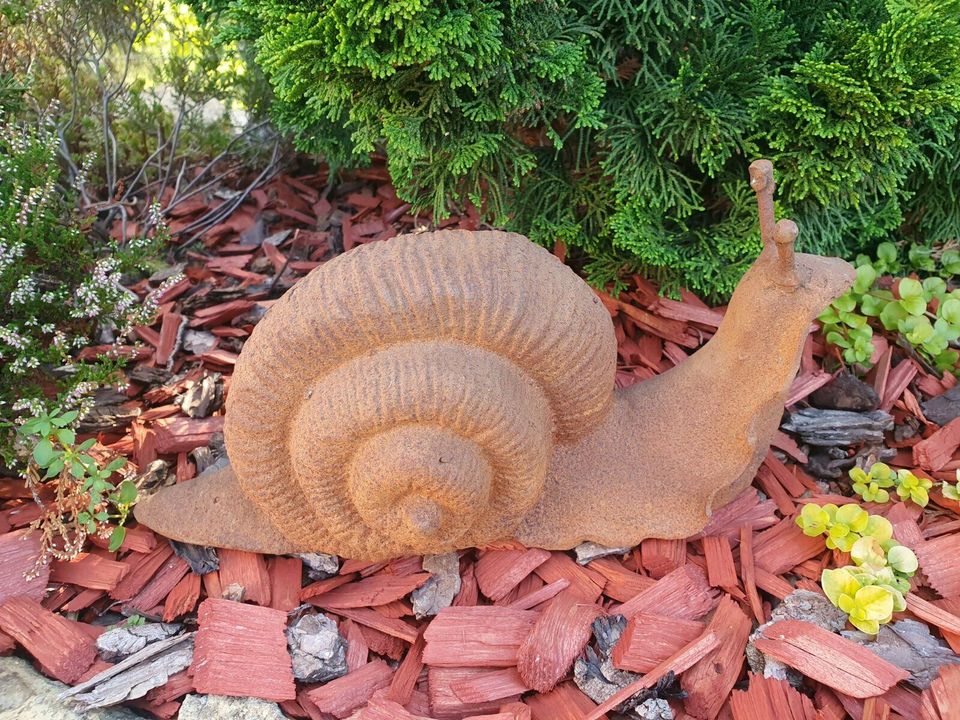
[194, 0, 960, 298]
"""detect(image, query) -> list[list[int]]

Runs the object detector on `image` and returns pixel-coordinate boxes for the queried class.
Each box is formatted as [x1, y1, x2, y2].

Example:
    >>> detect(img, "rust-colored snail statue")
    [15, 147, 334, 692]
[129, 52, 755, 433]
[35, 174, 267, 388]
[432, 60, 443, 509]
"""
[136, 161, 855, 560]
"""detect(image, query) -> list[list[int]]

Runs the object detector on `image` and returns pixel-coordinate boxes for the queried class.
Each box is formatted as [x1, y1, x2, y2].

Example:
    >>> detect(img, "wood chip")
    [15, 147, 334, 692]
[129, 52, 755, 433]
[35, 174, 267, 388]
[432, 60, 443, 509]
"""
[110, 542, 175, 601]
[681, 596, 751, 718]
[612, 611, 706, 673]
[914, 417, 960, 472]
[423, 606, 537, 668]
[158, 572, 198, 623]
[387, 629, 425, 705]
[0, 596, 95, 683]
[615, 564, 717, 620]
[342, 619, 369, 671]
[703, 535, 738, 588]
[524, 681, 606, 720]
[315, 573, 431, 609]
[126, 556, 190, 613]
[450, 667, 530, 704]
[268, 556, 303, 612]
[332, 607, 419, 644]
[0, 530, 48, 604]
[640, 538, 686, 579]
[192, 598, 295, 701]
[50, 552, 129, 591]
[532, 552, 605, 604]
[428, 667, 523, 719]
[305, 659, 393, 719]
[754, 620, 909, 698]
[585, 557, 655, 602]
[217, 548, 271, 606]
[752, 517, 825, 575]
[583, 630, 720, 720]
[730, 673, 817, 720]
[917, 533, 960, 598]
[517, 594, 599, 692]
[475, 548, 551, 602]
[151, 416, 225, 454]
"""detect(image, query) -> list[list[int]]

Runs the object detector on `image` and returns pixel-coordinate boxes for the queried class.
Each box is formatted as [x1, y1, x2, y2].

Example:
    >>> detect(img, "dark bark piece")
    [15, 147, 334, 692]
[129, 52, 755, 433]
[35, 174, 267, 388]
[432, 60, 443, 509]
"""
[781, 408, 893, 446]
[922, 384, 960, 427]
[809, 371, 880, 411]
[170, 539, 220, 575]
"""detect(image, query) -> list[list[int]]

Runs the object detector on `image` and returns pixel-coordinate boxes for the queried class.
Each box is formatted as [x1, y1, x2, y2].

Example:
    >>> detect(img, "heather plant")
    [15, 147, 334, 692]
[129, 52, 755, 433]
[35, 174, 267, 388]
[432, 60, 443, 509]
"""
[0, 113, 161, 462]
[193, 0, 960, 299]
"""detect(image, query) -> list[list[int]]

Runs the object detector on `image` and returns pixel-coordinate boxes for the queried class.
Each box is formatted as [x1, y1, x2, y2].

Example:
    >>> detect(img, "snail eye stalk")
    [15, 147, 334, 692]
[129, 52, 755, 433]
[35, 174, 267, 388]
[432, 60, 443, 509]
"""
[748, 158, 799, 288]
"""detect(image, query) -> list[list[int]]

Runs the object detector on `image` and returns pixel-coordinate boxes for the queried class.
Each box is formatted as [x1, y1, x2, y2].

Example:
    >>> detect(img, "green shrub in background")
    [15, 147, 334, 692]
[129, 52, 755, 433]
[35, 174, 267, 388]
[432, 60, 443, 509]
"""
[193, 0, 960, 299]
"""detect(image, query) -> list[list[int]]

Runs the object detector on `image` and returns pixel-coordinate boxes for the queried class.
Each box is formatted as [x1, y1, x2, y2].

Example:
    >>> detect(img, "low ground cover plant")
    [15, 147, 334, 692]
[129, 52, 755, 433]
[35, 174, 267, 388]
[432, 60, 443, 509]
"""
[819, 243, 960, 373]
[797, 501, 919, 634]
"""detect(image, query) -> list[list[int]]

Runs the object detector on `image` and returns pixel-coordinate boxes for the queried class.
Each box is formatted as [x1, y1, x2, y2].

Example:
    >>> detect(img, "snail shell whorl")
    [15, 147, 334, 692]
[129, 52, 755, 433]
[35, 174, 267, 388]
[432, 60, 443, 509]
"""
[225, 230, 617, 557]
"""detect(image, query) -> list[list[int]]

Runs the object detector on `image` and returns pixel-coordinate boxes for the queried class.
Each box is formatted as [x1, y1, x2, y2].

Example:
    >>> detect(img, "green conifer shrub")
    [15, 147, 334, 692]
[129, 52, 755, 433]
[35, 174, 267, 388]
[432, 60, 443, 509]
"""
[193, 0, 960, 299]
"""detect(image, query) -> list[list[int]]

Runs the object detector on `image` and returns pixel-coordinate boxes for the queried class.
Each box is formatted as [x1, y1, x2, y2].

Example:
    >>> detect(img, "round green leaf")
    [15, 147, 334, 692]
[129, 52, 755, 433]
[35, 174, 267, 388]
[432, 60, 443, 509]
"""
[32, 439, 55, 467]
[887, 545, 918, 574]
[898, 278, 923, 299]
[108, 526, 126, 552]
[117, 480, 138, 505]
[853, 264, 877, 294]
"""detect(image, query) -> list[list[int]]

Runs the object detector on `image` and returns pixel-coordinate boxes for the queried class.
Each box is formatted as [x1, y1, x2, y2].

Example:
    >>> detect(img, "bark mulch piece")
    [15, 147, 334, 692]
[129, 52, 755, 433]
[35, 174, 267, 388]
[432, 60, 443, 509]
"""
[754, 620, 909, 698]
[516, 594, 599, 692]
[304, 658, 394, 718]
[49, 552, 129, 591]
[0, 529, 48, 604]
[11, 165, 960, 718]
[0, 596, 96, 683]
[192, 597, 295, 702]
[730, 673, 818, 720]
[422, 606, 537, 668]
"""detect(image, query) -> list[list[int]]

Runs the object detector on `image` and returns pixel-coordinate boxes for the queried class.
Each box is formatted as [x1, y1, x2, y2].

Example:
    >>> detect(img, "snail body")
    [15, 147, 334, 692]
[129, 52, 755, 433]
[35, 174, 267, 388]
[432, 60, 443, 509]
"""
[136, 162, 856, 560]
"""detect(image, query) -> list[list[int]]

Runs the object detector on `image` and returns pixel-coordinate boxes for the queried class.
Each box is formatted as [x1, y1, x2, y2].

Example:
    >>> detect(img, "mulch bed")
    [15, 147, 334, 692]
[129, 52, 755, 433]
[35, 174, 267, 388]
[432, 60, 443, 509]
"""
[3, 159, 960, 719]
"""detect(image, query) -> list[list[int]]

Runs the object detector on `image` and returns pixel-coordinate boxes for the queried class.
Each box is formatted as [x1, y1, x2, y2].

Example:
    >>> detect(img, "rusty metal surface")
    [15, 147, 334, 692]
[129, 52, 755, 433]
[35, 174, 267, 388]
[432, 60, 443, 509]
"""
[136, 161, 855, 560]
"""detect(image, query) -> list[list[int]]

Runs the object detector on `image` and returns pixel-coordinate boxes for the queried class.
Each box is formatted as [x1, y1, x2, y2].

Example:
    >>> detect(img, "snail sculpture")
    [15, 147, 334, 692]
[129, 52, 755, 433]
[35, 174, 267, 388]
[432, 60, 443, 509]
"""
[136, 160, 855, 560]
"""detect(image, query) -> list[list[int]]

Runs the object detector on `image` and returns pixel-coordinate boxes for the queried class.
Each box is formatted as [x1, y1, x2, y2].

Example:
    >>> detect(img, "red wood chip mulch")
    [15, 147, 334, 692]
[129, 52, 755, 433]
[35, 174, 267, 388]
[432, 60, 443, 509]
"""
[4, 159, 960, 718]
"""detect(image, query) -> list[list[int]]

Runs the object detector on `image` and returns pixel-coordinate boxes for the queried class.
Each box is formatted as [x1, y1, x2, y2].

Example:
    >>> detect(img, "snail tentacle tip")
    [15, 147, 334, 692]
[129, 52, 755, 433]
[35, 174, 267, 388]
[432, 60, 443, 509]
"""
[748, 159, 774, 191]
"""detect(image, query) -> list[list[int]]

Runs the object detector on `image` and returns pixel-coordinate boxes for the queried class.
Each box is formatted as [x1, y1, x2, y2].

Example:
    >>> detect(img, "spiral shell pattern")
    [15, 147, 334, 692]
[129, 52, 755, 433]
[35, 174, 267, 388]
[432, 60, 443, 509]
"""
[225, 230, 617, 557]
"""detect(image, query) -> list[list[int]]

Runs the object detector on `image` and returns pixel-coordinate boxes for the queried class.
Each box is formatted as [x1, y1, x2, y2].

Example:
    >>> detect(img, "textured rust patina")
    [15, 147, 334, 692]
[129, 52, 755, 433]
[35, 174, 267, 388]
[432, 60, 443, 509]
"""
[136, 161, 855, 560]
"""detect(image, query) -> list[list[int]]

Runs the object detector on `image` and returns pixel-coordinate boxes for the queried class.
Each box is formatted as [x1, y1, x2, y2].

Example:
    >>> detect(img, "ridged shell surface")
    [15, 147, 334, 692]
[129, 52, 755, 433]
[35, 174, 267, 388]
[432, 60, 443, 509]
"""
[225, 230, 617, 558]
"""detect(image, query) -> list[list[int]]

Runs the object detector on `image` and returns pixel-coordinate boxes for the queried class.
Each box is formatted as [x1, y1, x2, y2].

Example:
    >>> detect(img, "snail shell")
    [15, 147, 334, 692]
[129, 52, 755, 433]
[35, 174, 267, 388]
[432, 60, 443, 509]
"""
[225, 230, 616, 558]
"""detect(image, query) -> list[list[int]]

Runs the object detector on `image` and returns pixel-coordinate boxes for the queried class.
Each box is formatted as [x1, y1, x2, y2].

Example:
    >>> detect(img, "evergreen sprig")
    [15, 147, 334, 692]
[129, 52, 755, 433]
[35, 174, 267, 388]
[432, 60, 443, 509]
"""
[195, 0, 960, 300]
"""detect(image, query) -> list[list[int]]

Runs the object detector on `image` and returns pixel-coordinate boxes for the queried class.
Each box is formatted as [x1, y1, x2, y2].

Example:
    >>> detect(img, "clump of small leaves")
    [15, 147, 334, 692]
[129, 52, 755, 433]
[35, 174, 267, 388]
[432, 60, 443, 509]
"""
[798, 503, 919, 634]
[848, 463, 932, 507]
[849, 463, 933, 507]
[893, 469, 933, 508]
[849, 462, 895, 503]
[17, 408, 137, 572]
[820, 243, 960, 373]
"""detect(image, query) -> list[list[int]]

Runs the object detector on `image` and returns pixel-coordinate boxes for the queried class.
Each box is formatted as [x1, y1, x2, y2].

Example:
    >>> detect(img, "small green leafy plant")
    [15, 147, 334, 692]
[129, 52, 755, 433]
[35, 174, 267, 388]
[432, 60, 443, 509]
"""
[820, 243, 960, 373]
[848, 463, 932, 508]
[17, 408, 137, 570]
[943, 473, 960, 502]
[798, 503, 919, 634]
